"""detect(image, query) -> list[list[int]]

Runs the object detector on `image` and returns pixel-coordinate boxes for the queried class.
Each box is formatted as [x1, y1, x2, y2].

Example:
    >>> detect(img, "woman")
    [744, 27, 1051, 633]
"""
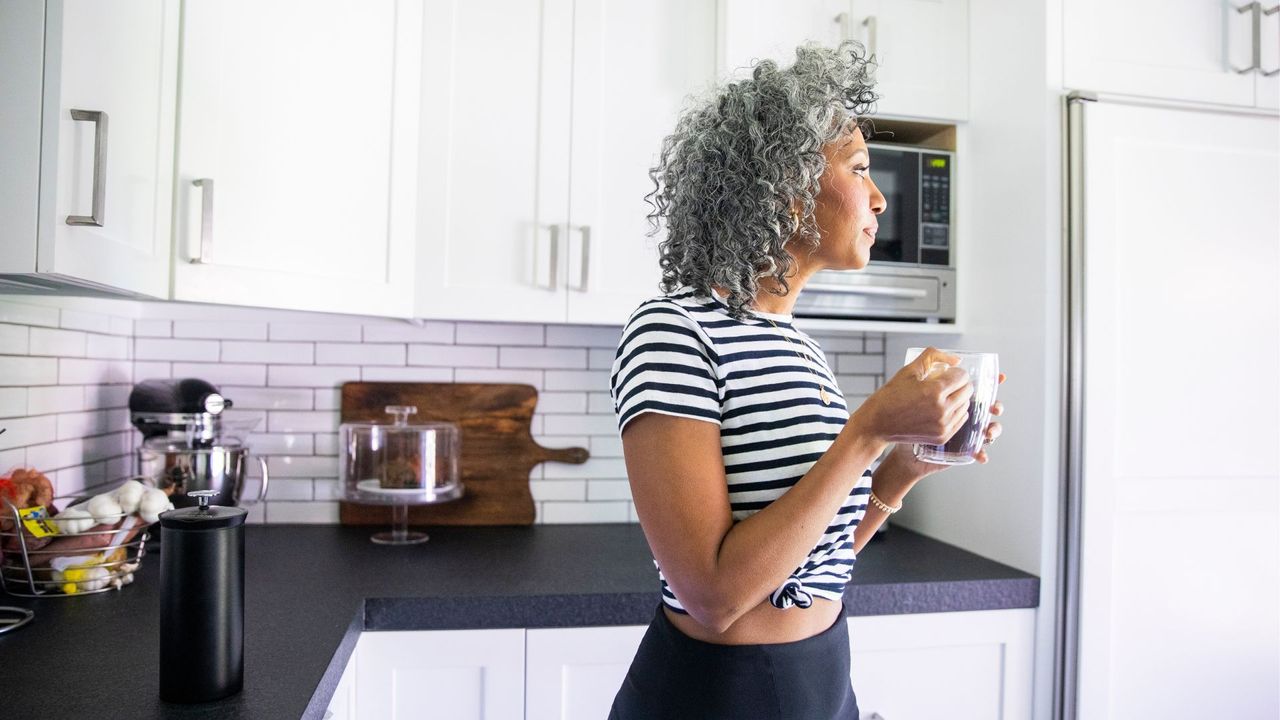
[607, 43, 1005, 719]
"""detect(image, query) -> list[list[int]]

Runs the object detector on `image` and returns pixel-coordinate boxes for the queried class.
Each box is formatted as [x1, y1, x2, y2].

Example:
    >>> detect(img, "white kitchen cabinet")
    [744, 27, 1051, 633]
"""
[0, 0, 178, 297]
[171, 0, 420, 317]
[719, 0, 969, 121]
[415, 0, 719, 324]
[1063, 0, 1280, 108]
[525, 625, 648, 719]
[848, 608, 1035, 720]
[353, 629, 526, 719]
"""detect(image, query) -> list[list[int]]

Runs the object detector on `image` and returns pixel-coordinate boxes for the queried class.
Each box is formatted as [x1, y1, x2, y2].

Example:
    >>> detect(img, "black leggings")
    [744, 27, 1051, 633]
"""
[608, 603, 859, 720]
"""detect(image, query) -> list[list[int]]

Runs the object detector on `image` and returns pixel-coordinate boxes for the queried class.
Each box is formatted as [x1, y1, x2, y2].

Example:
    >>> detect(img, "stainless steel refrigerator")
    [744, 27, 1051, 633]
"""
[1060, 95, 1280, 718]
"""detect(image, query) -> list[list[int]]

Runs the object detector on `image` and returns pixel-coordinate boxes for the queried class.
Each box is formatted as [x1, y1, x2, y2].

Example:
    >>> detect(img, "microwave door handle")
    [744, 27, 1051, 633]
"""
[804, 283, 928, 299]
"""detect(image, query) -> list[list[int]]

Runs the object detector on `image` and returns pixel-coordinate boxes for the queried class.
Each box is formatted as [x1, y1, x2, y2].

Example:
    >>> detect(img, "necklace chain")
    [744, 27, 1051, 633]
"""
[764, 317, 832, 406]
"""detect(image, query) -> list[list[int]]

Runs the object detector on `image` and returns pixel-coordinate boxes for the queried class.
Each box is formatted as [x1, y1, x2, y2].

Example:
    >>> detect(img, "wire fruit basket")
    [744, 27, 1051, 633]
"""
[0, 487, 156, 598]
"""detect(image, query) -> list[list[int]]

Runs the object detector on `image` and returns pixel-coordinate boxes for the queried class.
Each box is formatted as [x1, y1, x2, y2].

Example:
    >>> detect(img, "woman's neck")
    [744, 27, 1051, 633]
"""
[712, 270, 815, 317]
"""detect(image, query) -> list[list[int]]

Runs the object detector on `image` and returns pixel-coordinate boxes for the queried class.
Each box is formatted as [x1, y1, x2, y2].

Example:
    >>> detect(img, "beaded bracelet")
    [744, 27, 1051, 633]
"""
[869, 490, 902, 515]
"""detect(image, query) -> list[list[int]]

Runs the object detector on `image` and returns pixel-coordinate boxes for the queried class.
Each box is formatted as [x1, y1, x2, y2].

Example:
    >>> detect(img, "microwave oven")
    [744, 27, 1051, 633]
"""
[793, 143, 956, 323]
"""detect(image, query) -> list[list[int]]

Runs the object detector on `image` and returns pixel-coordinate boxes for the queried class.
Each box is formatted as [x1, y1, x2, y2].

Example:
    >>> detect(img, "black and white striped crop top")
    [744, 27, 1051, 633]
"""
[609, 287, 872, 614]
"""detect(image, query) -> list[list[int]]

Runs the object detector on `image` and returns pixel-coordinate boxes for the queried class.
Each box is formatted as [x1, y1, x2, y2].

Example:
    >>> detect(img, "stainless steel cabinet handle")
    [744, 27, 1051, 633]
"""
[190, 178, 214, 264]
[1235, 2, 1263, 74]
[65, 109, 108, 227]
[1264, 5, 1280, 76]
[804, 282, 928, 299]
[834, 12, 851, 42]
[862, 15, 878, 57]
[569, 224, 591, 292]
[536, 224, 561, 290]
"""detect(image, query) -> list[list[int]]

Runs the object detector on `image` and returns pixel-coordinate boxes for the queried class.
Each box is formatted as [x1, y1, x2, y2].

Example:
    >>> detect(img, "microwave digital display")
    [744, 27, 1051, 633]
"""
[866, 144, 953, 268]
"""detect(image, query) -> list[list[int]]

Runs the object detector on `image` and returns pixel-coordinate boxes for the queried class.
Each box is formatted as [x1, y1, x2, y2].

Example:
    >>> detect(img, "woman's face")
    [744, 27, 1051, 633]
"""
[799, 130, 886, 272]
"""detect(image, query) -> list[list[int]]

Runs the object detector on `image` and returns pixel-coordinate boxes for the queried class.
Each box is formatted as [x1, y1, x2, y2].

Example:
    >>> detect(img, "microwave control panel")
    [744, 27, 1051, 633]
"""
[919, 153, 951, 267]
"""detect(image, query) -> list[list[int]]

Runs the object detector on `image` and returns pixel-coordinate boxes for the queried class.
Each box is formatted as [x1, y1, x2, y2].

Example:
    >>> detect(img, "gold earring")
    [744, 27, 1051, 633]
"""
[790, 209, 800, 227]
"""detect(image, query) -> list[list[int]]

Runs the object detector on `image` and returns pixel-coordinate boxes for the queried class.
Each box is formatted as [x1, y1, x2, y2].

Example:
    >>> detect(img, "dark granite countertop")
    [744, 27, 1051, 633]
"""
[0, 523, 1038, 719]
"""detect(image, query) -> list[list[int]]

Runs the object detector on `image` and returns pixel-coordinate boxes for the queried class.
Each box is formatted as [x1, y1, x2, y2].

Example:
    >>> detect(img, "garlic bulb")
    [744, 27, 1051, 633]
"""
[54, 507, 95, 535]
[113, 480, 145, 514]
[138, 487, 173, 524]
[86, 493, 124, 524]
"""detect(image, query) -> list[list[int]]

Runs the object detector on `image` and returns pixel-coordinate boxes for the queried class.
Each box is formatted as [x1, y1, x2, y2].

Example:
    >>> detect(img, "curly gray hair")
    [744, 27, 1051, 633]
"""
[645, 42, 878, 320]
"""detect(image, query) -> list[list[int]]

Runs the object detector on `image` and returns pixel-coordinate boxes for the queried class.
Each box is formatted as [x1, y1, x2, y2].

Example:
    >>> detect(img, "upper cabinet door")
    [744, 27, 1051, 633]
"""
[48, 0, 178, 297]
[564, 0, 719, 325]
[414, 0, 574, 323]
[851, 0, 968, 120]
[719, 0, 968, 120]
[172, 0, 421, 317]
[1063, 0, 1259, 107]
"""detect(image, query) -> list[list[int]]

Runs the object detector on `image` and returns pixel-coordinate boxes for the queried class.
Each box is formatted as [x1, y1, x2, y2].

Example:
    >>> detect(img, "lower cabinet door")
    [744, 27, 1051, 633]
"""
[354, 629, 526, 719]
[525, 625, 648, 720]
[847, 609, 1035, 720]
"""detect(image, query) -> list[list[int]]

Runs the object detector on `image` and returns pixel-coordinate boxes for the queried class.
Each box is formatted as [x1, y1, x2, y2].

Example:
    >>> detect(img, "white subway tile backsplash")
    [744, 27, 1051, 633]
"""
[0, 415, 58, 451]
[544, 370, 610, 392]
[58, 358, 131, 385]
[499, 347, 587, 369]
[0, 356, 58, 386]
[172, 362, 265, 387]
[540, 501, 628, 523]
[86, 334, 130, 359]
[223, 341, 314, 364]
[836, 354, 884, 375]
[268, 411, 339, 433]
[247, 433, 314, 455]
[587, 479, 632, 502]
[134, 319, 172, 337]
[266, 455, 338, 479]
[545, 325, 623, 348]
[0, 300, 59, 327]
[225, 386, 313, 410]
[0, 388, 27, 418]
[314, 433, 339, 456]
[132, 361, 172, 380]
[173, 320, 268, 340]
[407, 344, 497, 368]
[587, 392, 612, 415]
[589, 435, 623, 458]
[82, 384, 130, 411]
[267, 365, 359, 388]
[266, 478, 315, 501]
[0, 323, 31, 354]
[26, 386, 77, 416]
[266, 501, 339, 524]
[455, 322, 544, 346]
[30, 327, 87, 357]
[363, 321, 453, 344]
[535, 392, 588, 414]
[269, 323, 361, 342]
[59, 309, 112, 334]
[359, 366, 454, 382]
[542, 414, 617, 436]
[314, 388, 341, 410]
[543, 457, 628, 480]
[530, 479, 586, 502]
[317, 343, 404, 366]
[135, 338, 220, 362]
[453, 368, 541, 387]
[588, 348, 615, 370]
[0, 299, 888, 527]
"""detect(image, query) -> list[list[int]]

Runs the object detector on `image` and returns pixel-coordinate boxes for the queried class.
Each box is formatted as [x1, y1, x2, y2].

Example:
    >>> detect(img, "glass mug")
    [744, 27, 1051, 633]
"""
[904, 348, 1000, 465]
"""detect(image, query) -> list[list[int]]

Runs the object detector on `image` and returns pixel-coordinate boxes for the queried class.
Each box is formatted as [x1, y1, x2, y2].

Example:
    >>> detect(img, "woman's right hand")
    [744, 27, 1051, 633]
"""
[851, 347, 974, 445]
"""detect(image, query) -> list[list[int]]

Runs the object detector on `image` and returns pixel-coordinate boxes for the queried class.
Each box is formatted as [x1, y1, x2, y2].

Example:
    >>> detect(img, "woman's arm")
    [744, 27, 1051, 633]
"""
[623, 409, 886, 635]
[624, 346, 973, 635]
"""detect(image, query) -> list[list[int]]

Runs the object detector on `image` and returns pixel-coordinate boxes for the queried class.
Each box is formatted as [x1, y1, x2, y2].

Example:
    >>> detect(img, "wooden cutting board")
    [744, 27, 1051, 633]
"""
[338, 382, 590, 526]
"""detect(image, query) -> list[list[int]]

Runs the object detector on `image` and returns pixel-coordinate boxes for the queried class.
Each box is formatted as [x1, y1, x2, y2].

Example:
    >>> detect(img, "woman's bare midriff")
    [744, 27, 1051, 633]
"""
[665, 596, 843, 645]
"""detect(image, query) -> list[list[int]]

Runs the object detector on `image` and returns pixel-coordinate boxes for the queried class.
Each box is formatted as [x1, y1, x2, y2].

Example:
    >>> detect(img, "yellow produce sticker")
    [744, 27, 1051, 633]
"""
[20, 506, 58, 538]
